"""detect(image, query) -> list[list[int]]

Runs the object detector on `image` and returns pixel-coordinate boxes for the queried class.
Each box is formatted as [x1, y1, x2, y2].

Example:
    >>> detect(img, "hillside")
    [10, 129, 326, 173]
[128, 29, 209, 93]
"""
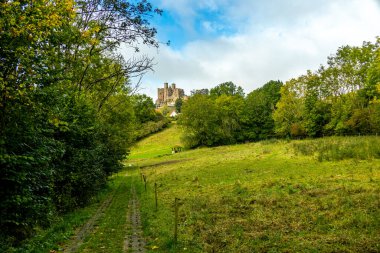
[129, 129, 380, 252]
[129, 122, 183, 160]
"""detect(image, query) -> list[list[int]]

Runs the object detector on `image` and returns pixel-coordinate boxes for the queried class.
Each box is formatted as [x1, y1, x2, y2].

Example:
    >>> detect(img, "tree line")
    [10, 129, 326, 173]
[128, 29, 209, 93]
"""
[179, 38, 380, 148]
[0, 0, 163, 245]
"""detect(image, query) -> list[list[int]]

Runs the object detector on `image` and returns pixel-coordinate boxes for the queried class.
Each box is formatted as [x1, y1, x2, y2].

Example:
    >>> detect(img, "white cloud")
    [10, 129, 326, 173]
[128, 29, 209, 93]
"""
[129, 0, 380, 99]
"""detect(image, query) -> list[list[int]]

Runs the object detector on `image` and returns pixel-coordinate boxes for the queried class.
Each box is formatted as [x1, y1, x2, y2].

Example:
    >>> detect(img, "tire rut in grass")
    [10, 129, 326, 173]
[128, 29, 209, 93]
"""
[124, 185, 146, 253]
[62, 187, 118, 253]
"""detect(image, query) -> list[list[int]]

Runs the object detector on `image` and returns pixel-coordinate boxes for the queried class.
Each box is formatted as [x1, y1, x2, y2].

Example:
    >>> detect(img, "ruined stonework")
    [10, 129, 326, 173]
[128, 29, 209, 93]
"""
[156, 82, 185, 107]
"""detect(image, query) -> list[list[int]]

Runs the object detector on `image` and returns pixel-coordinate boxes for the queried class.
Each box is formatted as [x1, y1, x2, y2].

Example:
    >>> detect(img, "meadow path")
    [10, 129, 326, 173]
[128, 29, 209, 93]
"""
[60, 170, 147, 253]
[123, 184, 146, 252]
[62, 185, 119, 253]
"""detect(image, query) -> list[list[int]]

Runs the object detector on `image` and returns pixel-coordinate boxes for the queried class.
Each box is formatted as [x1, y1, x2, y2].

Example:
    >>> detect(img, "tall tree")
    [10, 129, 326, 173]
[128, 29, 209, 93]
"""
[132, 94, 156, 123]
[244, 80, 282, 140]
[210, 81, 244, 97]
[175, 97, 183, 113]
[0, 0, 162, 243]
[179, 95, 220, 147]
[216, 95, 246, 143]
[191, 88, 209, 96]
[273, 78, 306, 137]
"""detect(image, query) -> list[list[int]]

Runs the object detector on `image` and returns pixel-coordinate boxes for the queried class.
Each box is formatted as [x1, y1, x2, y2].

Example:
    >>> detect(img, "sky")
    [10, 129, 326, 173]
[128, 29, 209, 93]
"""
[122, 0, 380, 101]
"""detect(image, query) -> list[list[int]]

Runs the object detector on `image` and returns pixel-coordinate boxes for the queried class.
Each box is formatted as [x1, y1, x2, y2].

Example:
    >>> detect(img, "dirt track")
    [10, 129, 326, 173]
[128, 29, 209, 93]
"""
[63, 186, 118, 253]
[124, 185, 146, 252]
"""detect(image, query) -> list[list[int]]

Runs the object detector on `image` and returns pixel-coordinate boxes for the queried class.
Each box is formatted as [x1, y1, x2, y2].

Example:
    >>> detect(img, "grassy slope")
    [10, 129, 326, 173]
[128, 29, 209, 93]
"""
[130, 129, 380, 252]
[128, 122, 182, 160]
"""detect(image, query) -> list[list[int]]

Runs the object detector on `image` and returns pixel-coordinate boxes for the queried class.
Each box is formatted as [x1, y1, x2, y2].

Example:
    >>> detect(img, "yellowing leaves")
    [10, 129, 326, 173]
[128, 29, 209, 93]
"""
[49, 118, 69, 131]
[1, 1, 75, 41]
[82, 30, 91, 38]
[47, 12, 61, 27]
[90, 38, 100, 46]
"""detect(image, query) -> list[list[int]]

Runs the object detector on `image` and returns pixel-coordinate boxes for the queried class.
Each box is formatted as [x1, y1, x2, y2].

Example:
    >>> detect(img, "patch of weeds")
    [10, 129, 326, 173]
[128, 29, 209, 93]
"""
[292, 136, 380, 161]
[232, 182, 249, 196]
[260, 139, 280, 145]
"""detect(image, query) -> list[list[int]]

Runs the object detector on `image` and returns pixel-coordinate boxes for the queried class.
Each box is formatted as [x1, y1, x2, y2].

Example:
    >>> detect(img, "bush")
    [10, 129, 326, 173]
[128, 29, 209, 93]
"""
[135, 118, 170, 140]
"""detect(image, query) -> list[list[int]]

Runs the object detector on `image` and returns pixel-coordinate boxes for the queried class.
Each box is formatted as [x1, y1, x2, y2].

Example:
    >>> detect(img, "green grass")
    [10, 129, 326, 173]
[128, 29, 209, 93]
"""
[9, 127, 380, 252]
[129, 129, 380, 252]
[77, 169, 142, 253]
[5, 185, 114, 253]
[128, 122, 183, 160]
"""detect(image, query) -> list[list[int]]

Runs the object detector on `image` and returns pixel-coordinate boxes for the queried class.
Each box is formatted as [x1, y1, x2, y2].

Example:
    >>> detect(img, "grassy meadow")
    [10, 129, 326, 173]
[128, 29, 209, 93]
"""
[129, 126, 380, 252]
[129, 122, 183, 160]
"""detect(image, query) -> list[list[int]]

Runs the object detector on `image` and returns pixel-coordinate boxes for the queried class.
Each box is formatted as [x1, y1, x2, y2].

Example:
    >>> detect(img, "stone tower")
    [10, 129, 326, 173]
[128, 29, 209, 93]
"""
[156, 82, 185, 107]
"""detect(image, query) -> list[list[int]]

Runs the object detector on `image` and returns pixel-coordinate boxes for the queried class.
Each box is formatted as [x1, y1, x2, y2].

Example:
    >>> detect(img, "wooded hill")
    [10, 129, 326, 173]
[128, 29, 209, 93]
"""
[179, 39, 380, 147]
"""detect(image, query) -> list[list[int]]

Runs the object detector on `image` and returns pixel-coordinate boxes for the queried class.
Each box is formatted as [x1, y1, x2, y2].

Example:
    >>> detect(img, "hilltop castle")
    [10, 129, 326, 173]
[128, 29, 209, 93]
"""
[156, 82, 186, 107]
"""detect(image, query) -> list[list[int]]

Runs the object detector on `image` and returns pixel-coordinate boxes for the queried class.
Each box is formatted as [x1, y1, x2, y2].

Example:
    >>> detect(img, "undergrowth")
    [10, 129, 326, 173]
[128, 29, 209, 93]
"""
[2, 173, 127, 253]
[292, 136, 380, 161]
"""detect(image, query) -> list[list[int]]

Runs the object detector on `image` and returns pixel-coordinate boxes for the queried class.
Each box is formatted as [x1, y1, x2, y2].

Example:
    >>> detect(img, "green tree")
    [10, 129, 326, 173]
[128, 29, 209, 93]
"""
[132, 94, 156, 123]
[319, 41, 379, 135]
[161, 105, 170, 117]
[0, 0, 162, 244]
[191, 88, 209, 96]
[210, 81, 244, 97]
[0, 0, 76, 240]
[273, 78, 306, 138]
[300, 72, 331, 137]
[215, 95, 246, 143]
[244, 80, 282, 140]
[179, 95, 220, 147]
[175, 97, 183, 113]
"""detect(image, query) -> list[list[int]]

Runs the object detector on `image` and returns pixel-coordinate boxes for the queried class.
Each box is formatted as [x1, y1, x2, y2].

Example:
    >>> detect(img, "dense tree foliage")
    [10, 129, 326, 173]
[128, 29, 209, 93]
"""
[131, 94, 169, 139]
[244, 80, 282, 140]
[180, 38, 380, 147]
[179, 81, 281, 147]
[175, 97, 183, 113]
[274, 40, 380, 137]
[132, 94, 156, 123]
[179, 94, 220, 147]
[210, 81, 244, 97]
[191, 88, 209, 96]
[0, 0, 161, 245]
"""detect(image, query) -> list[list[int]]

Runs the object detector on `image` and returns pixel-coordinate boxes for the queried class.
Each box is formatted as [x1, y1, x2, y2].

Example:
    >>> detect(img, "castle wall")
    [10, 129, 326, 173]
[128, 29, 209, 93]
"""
[157, 88, 164, 101]
[156, 82, 185, 107]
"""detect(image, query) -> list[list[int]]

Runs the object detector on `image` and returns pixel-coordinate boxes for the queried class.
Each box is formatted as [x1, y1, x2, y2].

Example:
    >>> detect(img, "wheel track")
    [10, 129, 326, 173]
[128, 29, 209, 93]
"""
[124, 184, 146, 253]
[62, 185, 120, 253]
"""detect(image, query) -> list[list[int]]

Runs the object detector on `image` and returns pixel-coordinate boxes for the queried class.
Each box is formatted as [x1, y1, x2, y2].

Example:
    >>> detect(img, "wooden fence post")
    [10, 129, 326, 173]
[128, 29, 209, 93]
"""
[155, 182, 158, 211]
[174, 198, 179, 244]
[142, 174, 147, 192]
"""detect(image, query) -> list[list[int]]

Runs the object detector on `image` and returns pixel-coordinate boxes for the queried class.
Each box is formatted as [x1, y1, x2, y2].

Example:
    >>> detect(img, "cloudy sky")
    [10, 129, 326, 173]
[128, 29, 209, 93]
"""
[123, 0, 380, 100]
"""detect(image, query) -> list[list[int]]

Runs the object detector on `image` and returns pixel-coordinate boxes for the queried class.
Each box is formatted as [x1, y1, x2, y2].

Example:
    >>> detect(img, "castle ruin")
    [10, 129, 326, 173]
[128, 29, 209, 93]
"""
[156, 82, 186, 107]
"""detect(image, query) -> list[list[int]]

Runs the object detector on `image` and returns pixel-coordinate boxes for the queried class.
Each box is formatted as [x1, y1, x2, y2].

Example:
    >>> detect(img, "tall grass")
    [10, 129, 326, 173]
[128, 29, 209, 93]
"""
[292, 136, 380, 161]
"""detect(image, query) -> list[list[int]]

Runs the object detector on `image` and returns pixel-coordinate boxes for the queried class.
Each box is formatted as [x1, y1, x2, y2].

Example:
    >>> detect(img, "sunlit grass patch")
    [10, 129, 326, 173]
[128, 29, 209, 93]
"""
[129, 123, 183, 160]
[131, 133, 380, 252]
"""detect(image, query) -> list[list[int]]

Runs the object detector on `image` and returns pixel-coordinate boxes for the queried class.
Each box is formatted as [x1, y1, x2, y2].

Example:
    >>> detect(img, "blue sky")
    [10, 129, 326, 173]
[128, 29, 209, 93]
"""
[123, 0, 380, 100]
